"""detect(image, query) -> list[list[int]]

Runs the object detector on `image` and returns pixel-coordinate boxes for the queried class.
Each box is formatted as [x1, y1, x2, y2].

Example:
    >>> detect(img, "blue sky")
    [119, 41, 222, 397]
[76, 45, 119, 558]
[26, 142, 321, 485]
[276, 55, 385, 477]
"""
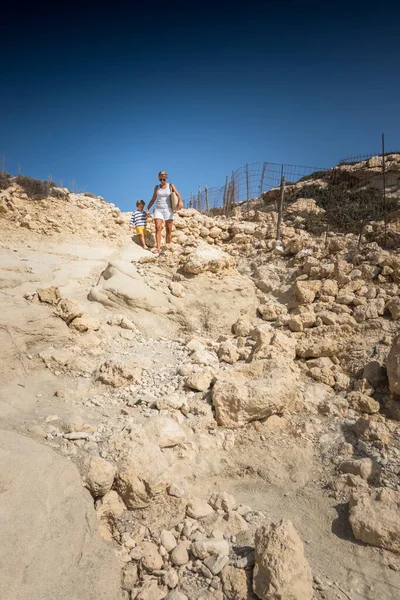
[1, 0, 399, 211]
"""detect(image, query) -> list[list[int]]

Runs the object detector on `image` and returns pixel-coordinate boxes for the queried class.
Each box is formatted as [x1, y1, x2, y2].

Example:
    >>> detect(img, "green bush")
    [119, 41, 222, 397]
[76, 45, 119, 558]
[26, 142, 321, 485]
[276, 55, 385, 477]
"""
[287, 182, 397, 236]
[297, 170, 329, 183]
[15, 175, 52, 200]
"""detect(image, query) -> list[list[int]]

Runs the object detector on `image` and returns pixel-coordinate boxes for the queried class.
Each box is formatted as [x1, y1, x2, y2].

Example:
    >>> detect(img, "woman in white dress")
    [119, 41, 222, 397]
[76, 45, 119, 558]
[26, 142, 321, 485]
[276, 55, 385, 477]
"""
[147, 170, 183, 254]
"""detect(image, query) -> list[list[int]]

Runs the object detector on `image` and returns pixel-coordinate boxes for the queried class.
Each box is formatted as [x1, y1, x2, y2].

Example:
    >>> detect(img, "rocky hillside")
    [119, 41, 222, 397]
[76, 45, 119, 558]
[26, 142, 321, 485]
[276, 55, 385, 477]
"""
[1, 167, 400, 600]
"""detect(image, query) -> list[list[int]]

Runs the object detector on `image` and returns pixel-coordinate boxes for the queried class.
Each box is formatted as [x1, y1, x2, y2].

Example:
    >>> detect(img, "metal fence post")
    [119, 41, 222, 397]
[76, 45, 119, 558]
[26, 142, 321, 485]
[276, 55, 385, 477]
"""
[382, 133, 387, 248]
[223, 175, 229, 213]
[198, 186, 201, 213]
[246, 163, 250, 214]
[205, 185, 209, 213]
[276, 167, 285, 241]
[259, 162, 267, 197]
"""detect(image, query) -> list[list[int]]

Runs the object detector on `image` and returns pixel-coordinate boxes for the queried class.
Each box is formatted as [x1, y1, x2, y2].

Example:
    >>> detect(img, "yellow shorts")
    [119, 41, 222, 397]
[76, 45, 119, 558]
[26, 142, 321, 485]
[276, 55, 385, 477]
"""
[136, 226, 146, 236]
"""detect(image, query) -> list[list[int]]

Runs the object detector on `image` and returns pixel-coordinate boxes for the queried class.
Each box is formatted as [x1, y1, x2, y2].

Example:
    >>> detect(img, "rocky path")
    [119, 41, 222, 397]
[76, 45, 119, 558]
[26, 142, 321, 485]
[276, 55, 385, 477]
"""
[1, 228, 400, 600]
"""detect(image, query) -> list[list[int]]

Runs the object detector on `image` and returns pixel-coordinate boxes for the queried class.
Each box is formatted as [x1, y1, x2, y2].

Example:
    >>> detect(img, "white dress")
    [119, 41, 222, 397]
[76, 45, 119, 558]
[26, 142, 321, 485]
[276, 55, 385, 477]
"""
[153, 184, 174, 221]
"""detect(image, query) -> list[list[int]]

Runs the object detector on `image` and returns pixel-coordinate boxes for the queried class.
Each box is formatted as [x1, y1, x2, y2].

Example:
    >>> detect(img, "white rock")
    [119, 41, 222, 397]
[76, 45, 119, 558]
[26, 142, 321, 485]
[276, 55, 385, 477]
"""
[187, 498, 214, 519]
[144, 416, 186, 448]
[83, 456, 116, 497]
[253, 520, 313, 600]
[191, 538, 230, 559]
[160, 530, 177, 552]
[170, 542, 189, 566]
[204, 553, 229, 575]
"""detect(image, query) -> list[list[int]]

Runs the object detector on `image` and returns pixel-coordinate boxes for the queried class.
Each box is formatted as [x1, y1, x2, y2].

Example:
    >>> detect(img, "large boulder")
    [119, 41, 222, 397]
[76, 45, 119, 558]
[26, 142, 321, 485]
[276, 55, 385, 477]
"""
[0, 430, 121, 600]
[115, 437, 170, 509]
[88, 260, 171, 327]
[253, 520, 313, 600]
[349, 488, 400, 553]
[183, 244, 235, 275]
[212, 359, 301, 427]
[386, 334, 400, 396]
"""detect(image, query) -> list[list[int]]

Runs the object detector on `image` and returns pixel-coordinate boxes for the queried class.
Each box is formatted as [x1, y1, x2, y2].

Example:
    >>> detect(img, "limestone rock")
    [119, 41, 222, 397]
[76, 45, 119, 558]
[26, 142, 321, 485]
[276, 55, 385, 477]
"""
[55, 298, 83, 324]
[141, 541, 164, 572]
[204, 553, 230, 575]
[338, 458, 381, 483]
[346, 391, 380, 414]
[185, 369, 213, 392]
[253, 519, 313, 600]
[221, 565, 251, 600]
[232, 316, 254, 337]
[83, 456, 116, 497]
[95, 490, 126, 541]
[169, 282, 184, 297]
[144, 416, 186, 448]
[218, 340, 240, 364]
[116, 440, 169, 509]
[349, 488, 400, 553]
[160, 530, 177, 552]
[208, 492, 237, 512]
[0, 430, 120, 600]
[294, 280, 321, 305]
[212, 360, 300, 427]
[165, 591, 188, 600]
[386, 297, 400, 320]
[386, 334, 400, 396]
[37, 286, 61, 305]
[170, 542, 189, 566]
[191, 538, 230, 559]
[353, 417, 390, 445]
[187, 497, 214, 519]
[69, 314, 100, 332]
[94, 359, 142, 387]
[183, 244, 234, 275]
[122, 563, 138, 591]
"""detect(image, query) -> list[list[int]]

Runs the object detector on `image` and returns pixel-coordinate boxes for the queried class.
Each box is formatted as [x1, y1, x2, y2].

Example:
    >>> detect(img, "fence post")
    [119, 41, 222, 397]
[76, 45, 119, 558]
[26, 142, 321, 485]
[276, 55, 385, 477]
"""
[382, 133, 387, 248]
[205, 185, 209, 213]
[1, 153, 5, 172]
[259, 162, 267, 197]
[231, 170, 236, 208]
[18, 162, 21, 175]
[223, 175, 229, 213]
[276, 167, 285, 241]
[198, 186, 201, 213]
[246, 163, 250, 214]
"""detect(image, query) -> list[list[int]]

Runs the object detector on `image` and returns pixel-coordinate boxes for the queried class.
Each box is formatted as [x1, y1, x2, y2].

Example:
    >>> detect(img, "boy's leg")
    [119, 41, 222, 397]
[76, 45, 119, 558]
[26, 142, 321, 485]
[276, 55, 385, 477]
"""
[139, 234, 147, 248]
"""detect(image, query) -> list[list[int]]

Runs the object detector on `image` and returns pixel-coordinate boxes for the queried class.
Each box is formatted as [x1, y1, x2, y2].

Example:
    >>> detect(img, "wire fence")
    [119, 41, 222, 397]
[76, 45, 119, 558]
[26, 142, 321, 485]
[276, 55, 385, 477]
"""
[184, 139, 400, 249]
[184, 161, 327, 214]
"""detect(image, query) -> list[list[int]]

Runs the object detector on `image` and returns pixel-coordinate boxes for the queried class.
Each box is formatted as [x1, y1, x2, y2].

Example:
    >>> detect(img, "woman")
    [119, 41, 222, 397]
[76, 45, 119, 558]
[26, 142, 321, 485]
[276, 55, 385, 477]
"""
[147, 171, 183, 254]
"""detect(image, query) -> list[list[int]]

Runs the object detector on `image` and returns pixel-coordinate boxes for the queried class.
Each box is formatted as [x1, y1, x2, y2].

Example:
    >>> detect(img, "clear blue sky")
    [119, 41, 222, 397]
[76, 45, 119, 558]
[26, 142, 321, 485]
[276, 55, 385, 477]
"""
[1, 0, 399, 211]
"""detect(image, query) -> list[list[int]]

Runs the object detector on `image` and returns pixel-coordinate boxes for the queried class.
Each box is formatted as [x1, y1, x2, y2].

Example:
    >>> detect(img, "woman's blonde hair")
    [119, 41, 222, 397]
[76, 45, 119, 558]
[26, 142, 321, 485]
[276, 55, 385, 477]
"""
[158, 170, 168, 177]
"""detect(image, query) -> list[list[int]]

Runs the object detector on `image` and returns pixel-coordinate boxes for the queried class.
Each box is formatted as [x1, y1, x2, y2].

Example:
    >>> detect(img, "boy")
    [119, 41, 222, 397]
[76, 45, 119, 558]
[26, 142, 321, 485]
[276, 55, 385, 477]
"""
[129, 200, 147, 249]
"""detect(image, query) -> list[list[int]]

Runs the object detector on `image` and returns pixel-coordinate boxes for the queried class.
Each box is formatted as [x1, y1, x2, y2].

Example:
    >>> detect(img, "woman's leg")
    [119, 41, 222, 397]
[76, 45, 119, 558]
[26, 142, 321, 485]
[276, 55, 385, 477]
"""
[165, 220, 173, 244]
[154, 219, 163, 251]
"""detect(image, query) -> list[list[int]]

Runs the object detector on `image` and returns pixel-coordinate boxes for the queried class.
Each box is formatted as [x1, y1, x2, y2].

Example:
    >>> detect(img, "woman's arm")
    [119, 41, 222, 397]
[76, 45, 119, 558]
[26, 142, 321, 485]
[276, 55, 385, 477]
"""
[170, 183, 183, 209]
[146, 186, 158, 213]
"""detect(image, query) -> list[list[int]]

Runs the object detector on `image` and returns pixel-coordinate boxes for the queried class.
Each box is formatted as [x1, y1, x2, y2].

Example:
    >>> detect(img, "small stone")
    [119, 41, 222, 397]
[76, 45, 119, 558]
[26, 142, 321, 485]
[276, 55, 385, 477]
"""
[187, 498, 214, 519]
[170, 542, 189, 566]
[161, 530, 177, 552]
[203, 553, 229, 575]
[141, 542, 163, 572]
[163, 569, 179, 588]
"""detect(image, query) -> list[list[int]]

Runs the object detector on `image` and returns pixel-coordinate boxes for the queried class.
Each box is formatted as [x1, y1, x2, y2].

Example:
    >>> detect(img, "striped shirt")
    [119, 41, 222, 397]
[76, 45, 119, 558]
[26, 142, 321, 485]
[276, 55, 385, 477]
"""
[130, 210, 147, 227]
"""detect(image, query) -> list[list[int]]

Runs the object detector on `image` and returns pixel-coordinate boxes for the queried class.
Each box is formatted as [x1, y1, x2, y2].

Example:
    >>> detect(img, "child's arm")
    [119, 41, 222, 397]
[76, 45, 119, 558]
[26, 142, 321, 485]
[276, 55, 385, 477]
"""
[129, 212, 136, 229]
[146, 186, 158, 214]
